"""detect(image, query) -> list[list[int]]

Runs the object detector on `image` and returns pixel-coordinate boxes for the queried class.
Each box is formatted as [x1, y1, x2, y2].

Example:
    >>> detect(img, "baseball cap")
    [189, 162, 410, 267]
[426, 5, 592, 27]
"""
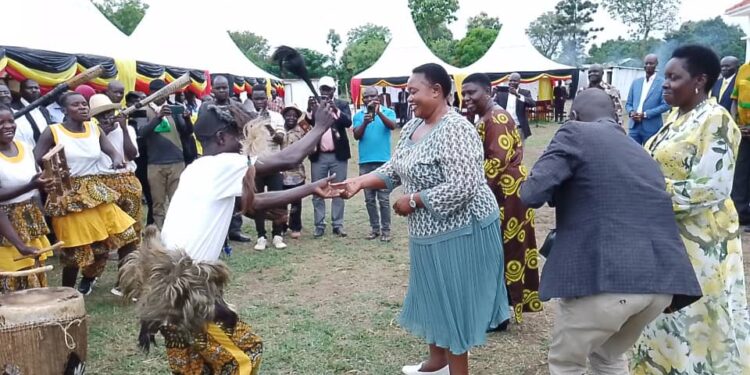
[318, 76, 336, 90]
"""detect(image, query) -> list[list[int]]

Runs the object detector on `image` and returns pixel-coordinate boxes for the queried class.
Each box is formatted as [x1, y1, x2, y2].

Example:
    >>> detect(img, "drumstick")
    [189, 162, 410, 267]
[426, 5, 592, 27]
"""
[13, 241, 65, 262]
[13, 65, 105, 119]
[0, 265, 53, 277]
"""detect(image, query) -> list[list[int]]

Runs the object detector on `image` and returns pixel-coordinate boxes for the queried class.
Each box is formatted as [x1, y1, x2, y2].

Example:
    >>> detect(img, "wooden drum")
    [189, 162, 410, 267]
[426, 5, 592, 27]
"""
[0, 287, 87, 375]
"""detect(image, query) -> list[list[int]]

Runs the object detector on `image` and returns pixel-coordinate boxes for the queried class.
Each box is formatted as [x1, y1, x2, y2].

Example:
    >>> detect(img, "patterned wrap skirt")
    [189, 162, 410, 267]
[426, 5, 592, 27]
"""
[161, 321, 263, 375]
[46, 175, 137, 268]
[99, 172, 143, 240]
[0, 199, 52, 293]
[399, 211, 510, 355]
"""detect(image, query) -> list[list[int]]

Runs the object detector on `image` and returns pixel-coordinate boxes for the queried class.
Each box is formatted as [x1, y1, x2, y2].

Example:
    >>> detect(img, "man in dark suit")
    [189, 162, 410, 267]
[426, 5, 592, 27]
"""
[520, 89, 701, 375]
[553, 81, 567, 123]
[495, 72, 535, 141]
[712, 56, 739, 112]
[306, 76, 352, 238]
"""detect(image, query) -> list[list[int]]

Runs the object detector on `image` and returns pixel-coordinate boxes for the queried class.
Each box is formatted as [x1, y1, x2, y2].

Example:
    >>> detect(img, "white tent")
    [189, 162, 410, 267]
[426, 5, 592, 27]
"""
[0, 0, 133, 59]
[354, 0, 463, 81]
[129, 0, 278, 79]
[465, 22, 574, 75]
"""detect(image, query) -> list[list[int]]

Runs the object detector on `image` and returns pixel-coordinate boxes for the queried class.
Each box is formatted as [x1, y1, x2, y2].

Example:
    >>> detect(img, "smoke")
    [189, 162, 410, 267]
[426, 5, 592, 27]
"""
[655, 39, 680, 73]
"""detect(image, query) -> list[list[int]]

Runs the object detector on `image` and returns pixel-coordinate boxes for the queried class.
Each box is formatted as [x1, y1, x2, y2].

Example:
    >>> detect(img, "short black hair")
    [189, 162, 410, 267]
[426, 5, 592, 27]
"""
[463, 73, 492, 92]
[125, 91, 144, 103]
[252, 84, 266, 93]
[59, 91, 84, 107]
[149, 79, 166, 92]
[671, 44, 721, 93]
[412, 63, 452, 99]
[20, 79, 38, 89]
[212, 74, 229, 86]
[194, 105, 238, 143]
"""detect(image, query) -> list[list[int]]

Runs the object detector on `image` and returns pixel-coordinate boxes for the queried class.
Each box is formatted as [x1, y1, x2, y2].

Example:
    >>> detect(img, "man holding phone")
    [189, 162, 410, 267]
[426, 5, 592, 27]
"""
[494, 73, 536, 142]
[139, 79, 193, 228]
[352, 86, 396, 242]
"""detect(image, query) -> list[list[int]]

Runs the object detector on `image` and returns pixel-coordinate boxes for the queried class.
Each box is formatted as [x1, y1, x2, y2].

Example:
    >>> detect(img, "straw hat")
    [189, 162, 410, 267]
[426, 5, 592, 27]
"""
[89, 94, 120, 117]
[281, 105, 304, 123]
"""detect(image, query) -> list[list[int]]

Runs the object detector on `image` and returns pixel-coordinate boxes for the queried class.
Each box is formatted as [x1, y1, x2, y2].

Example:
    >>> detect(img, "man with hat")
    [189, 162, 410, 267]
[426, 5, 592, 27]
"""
[353, 86, 397, 242]
[306, 76, 352, 238]
[138, 79, 193, 228]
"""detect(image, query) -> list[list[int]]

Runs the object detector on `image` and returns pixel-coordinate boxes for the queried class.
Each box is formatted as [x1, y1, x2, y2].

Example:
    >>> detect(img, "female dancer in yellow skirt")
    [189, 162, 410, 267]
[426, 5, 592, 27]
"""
[34, 92, 137, 295]
[89, 94, 143, 296]
[0, 104, 53, 293]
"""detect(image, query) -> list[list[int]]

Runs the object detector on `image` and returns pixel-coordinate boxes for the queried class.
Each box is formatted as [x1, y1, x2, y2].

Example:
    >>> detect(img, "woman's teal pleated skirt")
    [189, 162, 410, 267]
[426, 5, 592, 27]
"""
[399, 212, 510, 355]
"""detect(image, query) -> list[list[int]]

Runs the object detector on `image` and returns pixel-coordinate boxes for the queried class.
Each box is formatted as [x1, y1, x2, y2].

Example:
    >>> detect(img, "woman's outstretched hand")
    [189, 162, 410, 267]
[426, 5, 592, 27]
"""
[313, 175, 343, 199]
[331, 178, 363, 199]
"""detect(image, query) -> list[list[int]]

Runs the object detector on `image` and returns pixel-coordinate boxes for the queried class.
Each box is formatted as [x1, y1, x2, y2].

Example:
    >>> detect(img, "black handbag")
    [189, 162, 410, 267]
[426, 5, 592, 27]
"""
[539, 229, 556, 258]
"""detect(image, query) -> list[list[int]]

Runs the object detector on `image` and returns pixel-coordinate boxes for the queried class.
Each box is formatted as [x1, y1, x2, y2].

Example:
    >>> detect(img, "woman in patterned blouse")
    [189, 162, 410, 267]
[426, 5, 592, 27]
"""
[335, 63, 510, 375]
[462, 73, 541, 328]
[632, 45, 750, 374]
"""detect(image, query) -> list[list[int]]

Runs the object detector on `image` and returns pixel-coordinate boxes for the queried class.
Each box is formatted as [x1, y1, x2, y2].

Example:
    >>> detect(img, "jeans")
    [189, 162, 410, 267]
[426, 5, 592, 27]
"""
[360, 162, 391, 234]
[283, 182, 305, 232]
[311, 152, 348, 231]
[255, 172, 284, 238]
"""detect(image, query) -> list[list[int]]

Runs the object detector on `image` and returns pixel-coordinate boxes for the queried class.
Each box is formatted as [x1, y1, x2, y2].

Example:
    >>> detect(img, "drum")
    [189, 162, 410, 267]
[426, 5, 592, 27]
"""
[0, 287, 87, 375]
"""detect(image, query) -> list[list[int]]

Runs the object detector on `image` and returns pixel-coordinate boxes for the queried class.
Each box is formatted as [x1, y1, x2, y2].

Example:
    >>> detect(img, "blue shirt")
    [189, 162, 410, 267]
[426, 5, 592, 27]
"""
[353, 106, 396, 164]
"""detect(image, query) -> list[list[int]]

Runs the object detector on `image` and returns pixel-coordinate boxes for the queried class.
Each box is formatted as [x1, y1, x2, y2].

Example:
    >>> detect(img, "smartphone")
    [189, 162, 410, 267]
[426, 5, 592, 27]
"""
[498, 86, 510, 93]
[130, 109, 147, 118]
[170, 105, 184, 116]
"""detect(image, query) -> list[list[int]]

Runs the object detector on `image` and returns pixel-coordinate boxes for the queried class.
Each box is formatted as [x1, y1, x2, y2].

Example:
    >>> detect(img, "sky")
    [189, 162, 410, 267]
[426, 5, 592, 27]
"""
[132, 0, 745, 56]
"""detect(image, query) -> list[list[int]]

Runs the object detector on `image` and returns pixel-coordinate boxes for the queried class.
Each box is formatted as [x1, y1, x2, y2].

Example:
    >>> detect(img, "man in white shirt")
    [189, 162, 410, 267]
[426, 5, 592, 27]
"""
[494, 73, 536, 142]
[12, 79, 49, 146]
[625, 54, 670, 144]
[161, 104, 339, 262]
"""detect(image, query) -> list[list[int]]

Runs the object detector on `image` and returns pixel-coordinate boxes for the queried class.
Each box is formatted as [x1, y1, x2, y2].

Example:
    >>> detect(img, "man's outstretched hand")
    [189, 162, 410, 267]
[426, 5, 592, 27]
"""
[313, 175, 343, 198]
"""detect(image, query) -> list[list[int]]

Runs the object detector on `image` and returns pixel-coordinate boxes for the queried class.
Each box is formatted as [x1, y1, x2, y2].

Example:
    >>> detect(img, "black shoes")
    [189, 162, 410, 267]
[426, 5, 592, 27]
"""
[78, 277, 96, 296]
[487, 319, 510, 333]
[333, 228, 348, 238]
[229, 232, 252, 242]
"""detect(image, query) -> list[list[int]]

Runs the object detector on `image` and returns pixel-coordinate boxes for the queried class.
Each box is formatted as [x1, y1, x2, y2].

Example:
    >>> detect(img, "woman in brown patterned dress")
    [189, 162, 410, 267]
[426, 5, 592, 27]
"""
[462, 73, 542, 326]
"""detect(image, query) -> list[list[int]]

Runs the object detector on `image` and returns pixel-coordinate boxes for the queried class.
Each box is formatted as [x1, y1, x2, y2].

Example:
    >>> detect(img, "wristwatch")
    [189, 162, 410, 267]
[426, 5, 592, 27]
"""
[409, 193, 417, 209]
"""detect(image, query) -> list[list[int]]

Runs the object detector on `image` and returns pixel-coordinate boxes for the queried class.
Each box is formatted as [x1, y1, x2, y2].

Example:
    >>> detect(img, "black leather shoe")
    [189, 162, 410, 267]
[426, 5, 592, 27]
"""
[229, 232, 252, 242]
[487, 319, 510, 333]
[333, 228, 348, 238]
[313, 229, 325, 238]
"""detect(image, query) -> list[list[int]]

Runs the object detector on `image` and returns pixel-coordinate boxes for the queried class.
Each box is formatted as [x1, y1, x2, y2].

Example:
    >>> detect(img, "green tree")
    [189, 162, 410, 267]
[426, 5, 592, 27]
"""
[339, 24, 391, 88]
[228, 31, 277, 74]
[664, 17, 746, 61]
[93, 0, 148, 35]
[408, 0, 459, 43]
[527, 11, 564, 59]
[297, 48, 335, 79]
[454, 27, 500, 67]
[587, 37, 661, 64]
[602, 0, 680, 40]
[554, 0, 603, 66]
[467, 12, 501, 32]
[326, 29, 342, 72]
[429, 39, 458, 65]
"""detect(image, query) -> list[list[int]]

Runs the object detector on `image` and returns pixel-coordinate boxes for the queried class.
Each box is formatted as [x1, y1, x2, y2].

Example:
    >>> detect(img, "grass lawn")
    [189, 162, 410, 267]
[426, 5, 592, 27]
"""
[46, 119, 748, 374]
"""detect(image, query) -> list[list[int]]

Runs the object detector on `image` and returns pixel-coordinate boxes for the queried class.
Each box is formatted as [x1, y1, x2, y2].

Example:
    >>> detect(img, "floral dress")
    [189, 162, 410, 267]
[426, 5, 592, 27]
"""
[632, 99, 750, 374]
[477, 107, 541, 323]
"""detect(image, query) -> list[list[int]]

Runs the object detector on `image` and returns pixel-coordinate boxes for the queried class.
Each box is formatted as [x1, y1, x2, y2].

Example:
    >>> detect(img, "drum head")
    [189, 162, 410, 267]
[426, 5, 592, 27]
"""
[0, 287, 85, 329]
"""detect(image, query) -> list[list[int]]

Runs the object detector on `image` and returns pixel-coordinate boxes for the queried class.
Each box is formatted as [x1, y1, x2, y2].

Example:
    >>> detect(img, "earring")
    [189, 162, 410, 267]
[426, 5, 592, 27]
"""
[695, 87, 699, 95]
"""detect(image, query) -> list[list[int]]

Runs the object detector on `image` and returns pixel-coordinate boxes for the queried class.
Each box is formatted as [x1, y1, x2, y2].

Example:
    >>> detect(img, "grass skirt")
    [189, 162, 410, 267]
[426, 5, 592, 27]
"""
[399, 212, 510, 355]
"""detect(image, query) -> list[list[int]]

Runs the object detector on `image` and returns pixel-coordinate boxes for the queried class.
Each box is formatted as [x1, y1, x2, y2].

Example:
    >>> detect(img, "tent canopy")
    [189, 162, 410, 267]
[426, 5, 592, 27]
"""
[354, 0, 463, 84]
[0, 0, 133, 59]
[129, 0, 278, 79]
[465, 23, 574, 76]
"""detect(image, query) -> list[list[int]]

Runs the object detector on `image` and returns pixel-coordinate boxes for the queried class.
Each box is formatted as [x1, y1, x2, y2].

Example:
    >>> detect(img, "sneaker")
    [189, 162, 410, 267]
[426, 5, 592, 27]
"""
[78, 277, 96, 296]
[381, 232, 392, 242]
[313, 229, 325, 238]
[254, 237, 267, 251]
[366, 232, 380, 240]
[333, 228, 348, 238]
[110, 287, 124, 297]
[289, 231, 302, 239]
[272, 235, 287, 249]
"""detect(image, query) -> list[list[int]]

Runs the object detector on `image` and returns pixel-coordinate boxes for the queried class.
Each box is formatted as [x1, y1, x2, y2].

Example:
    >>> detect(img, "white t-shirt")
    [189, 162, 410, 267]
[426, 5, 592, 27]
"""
[161, 153, 252, 262]
[99, 126, 139, 173]
[0, 140, 39, 204]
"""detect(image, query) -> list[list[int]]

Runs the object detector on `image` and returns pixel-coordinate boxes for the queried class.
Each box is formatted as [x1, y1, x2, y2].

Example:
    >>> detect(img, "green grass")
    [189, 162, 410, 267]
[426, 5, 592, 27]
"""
[46, 122, 562, 374]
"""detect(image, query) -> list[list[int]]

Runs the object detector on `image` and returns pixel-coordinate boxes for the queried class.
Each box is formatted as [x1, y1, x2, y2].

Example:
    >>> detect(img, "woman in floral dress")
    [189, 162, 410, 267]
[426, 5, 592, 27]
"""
[632, 45, 750, 374]
[462, 73, 541, 327]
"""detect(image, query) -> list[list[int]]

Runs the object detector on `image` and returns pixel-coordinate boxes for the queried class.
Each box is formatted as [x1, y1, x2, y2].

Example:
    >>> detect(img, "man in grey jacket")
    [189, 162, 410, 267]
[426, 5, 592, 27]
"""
[520, 89, 702, 375]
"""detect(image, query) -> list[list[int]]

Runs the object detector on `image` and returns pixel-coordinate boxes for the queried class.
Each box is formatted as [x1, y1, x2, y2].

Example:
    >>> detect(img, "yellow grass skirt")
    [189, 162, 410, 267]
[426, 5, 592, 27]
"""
[52, 202, 135, 249]
[0, 199, 52, 272]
